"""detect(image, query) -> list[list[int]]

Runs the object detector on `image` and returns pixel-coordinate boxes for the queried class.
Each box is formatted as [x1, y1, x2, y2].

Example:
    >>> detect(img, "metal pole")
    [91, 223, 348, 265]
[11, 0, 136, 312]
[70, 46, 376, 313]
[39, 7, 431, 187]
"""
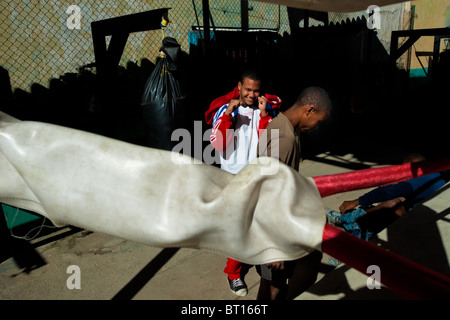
[241, 0, 249, 31]
[202, 0, 210, 59]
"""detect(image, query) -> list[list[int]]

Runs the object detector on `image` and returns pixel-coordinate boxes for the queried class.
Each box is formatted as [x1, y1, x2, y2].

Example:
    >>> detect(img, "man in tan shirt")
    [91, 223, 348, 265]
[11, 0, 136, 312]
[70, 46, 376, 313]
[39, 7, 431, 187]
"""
[257, 86, 333, 300]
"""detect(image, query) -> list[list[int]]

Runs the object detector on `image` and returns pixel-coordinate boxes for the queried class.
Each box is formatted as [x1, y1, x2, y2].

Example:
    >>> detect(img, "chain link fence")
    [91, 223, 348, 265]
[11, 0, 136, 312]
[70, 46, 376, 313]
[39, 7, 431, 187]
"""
[1, 1, 411, 97]
[0, 1, 281, 92]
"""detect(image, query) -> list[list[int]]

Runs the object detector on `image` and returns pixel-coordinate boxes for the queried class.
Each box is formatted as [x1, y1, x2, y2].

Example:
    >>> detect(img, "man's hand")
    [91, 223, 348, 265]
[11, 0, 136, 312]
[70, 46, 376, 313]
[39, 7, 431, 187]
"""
[267, 261, 284, 271]
[339, 199, 359, 214]
[258, 96, 268, 117]
[225, 99, 241, 116]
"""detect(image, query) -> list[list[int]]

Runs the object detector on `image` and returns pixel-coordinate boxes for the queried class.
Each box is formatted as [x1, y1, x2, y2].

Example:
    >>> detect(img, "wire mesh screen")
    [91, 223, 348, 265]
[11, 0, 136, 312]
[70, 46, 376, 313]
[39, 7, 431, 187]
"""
[1, 1, 409, 93]
[0, 1, 281, 92]
[0, 1, 194, 92]
[192, 0, 280, 30]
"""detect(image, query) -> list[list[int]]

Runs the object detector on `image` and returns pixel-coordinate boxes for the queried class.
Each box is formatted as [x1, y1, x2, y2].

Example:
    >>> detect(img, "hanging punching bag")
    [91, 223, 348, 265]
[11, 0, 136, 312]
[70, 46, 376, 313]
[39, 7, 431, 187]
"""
[141, 37, 185, 151]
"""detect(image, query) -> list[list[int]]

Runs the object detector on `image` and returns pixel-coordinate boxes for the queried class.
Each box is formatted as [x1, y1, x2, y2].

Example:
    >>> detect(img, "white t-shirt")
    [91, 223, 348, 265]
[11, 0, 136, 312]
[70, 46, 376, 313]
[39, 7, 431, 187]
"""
[212, 104, 263, 174]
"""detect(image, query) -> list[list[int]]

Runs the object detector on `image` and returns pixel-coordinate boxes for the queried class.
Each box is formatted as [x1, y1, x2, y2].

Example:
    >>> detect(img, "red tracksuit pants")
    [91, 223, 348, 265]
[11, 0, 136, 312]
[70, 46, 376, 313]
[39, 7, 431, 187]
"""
[224, 258, 249, 280]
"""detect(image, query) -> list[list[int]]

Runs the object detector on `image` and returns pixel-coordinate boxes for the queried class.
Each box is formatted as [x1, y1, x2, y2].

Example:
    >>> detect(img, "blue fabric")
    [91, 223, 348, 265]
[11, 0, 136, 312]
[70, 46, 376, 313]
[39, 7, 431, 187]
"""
[326, 208, 373, 240]
[188, 30, 216, 46]
[406, 173, 446, 204]
[359, 172, 446, 210]
[266, 103, 276, 118]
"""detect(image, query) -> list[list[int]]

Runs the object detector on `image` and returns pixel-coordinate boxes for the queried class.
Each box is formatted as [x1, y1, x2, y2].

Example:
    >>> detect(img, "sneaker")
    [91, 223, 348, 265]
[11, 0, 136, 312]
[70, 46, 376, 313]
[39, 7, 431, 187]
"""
[227, 277, 248, 297]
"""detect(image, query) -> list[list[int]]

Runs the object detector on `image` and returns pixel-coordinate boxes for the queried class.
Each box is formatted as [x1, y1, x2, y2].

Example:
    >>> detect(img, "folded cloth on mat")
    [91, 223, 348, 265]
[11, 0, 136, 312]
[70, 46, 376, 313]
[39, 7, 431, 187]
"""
[326, 208, 373, 240]
[0, 111, 325, 265]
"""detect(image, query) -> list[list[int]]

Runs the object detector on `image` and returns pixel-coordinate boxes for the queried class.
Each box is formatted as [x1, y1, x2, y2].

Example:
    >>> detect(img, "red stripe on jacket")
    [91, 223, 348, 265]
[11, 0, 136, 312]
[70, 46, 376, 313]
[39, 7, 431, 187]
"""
[210, 112, 272, 152]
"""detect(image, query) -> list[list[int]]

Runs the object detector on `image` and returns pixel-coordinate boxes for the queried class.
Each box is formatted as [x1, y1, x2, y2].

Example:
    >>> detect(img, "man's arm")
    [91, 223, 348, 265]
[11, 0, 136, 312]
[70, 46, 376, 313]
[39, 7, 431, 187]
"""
[258, 114, 272, 137]
[358, 182, 413, 209]
[257, 96, 272, 137]
[259, 127, 294, 166]
[210, 100, 240, 152]
[339, 181, 413, 214]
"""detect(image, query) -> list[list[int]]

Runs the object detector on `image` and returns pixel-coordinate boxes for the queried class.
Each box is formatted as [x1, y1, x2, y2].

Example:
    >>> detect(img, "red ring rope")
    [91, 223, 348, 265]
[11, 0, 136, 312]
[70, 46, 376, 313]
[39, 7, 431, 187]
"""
[312, 155, 450, 198]
[312, 156, 450, 299]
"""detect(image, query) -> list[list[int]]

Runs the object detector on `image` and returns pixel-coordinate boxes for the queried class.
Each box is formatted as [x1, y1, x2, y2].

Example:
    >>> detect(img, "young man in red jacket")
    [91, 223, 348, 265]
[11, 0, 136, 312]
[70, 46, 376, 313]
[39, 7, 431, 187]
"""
[207, 69, 281, 296]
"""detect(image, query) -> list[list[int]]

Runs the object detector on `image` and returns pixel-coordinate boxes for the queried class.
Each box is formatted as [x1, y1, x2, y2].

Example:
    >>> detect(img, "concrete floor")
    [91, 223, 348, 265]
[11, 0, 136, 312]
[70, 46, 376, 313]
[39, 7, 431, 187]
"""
[1, 153, 449, 301]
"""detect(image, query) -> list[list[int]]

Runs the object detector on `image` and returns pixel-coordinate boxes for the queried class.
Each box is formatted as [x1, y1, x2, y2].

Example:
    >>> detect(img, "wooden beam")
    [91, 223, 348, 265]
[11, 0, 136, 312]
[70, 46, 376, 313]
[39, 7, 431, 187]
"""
[91, 8, 170, 78]
[90, 8, 170, 36]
